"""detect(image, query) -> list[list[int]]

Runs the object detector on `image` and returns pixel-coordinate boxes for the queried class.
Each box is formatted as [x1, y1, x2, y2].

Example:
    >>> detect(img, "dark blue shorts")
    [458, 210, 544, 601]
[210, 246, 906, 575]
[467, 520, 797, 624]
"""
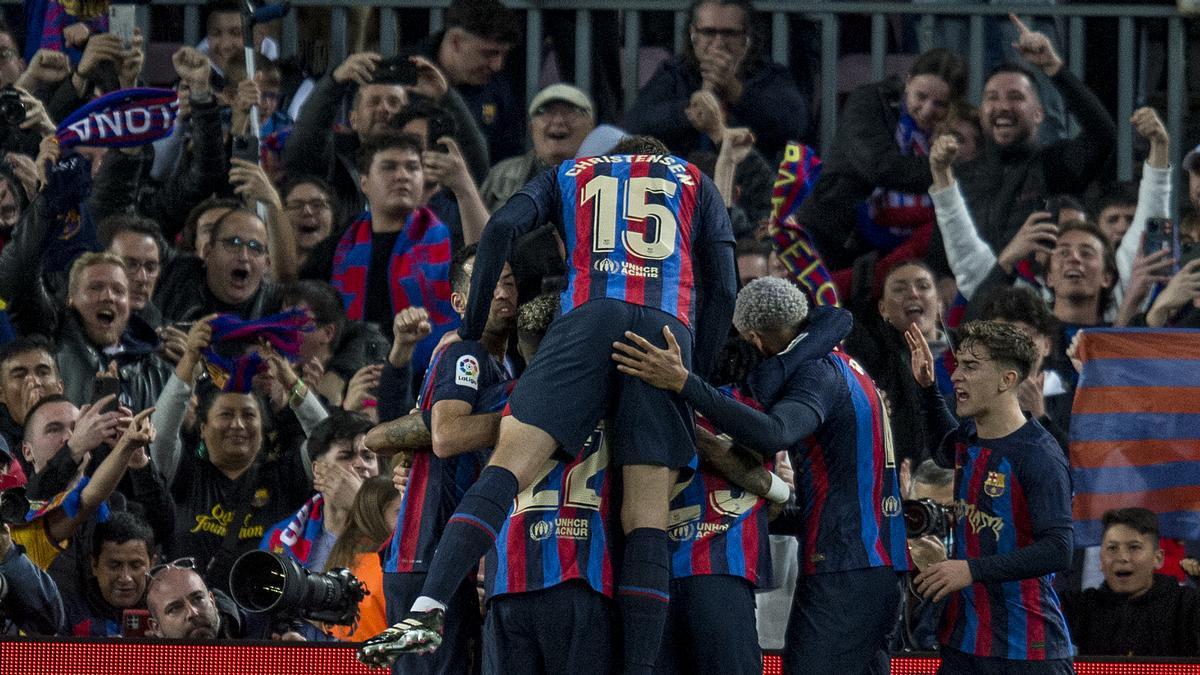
[658, 574, 761, 675]
[508, 298, 696, 469]
[937, 647, 1075, 675]
[784, 566, 903, 675]
[482, 580, 614, 675]
[383, 571, 480, 675]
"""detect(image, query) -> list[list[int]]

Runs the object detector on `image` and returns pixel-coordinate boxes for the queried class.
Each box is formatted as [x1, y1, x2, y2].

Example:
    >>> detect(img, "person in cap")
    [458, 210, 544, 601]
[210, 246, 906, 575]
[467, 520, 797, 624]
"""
[479, 83, 597, 211]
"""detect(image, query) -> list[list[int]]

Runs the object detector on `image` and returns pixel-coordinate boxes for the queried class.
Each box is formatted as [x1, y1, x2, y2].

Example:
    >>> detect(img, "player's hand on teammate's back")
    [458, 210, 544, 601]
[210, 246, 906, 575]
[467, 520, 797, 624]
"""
[611, 326, 690, 393]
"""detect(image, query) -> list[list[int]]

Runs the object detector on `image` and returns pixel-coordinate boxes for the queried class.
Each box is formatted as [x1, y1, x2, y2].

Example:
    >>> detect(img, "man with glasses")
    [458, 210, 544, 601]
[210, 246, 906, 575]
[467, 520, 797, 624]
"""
[480, 84, 596, 211]
[154, 162, 298, 323]
[625, 0, 808, 159]
[100, 215, 168, 330]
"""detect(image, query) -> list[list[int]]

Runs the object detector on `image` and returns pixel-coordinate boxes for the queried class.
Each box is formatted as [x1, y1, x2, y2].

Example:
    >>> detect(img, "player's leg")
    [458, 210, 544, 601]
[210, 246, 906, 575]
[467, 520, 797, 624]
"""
[360, 305, 619, 666]
[381, 572, 475, 675]
[614, 307, 697, 675]
[358, 420, 558, 666]
[669, 575, 761, 675]
[619, 463, 676, 675]
[783, 567, 902, 675]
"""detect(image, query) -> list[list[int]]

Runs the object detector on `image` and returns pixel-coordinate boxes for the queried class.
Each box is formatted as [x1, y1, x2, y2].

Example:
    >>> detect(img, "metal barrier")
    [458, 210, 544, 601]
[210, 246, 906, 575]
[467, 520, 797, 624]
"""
[15, 1, 1195, 210]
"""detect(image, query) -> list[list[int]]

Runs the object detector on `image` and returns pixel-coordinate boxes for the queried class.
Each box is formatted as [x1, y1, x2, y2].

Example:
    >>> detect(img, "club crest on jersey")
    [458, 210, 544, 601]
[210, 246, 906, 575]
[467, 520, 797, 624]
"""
[455, 355, 480, 389]
[984, 471, 1007, 498]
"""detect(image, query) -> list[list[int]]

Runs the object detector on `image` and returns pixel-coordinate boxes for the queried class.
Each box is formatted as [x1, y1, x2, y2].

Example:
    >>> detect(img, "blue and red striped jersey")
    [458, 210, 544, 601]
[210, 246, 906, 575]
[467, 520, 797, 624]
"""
[382, 341, 510, 574]
[669, 387, 772, 586]
[485, 420, 613, 601]
[786, 350, 910, 576]
[938, 420, 1073, 661]
[532, 155, 709, 326]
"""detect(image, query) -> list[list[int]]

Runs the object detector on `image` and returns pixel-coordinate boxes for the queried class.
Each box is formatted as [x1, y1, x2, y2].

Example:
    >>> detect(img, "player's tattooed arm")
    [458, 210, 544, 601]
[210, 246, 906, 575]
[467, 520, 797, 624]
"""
[695, 426, 774, 497]
[364, 412, 432, 454]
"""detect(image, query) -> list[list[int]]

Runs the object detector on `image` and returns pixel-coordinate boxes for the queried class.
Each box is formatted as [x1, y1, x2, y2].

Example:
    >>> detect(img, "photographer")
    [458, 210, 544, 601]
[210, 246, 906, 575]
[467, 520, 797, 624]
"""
[146, 561, 303, 641]
[907, 321, 1073, 671]
[895, 459, 955, 653]
[389, 97, 489, 251]
[282, 51, 408, 213]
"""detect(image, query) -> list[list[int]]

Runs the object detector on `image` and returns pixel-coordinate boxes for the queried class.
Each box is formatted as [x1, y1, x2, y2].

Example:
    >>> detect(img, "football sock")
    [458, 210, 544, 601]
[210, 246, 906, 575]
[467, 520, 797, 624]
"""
[415, 465, 519, 608]
[618, 527, 671, 675]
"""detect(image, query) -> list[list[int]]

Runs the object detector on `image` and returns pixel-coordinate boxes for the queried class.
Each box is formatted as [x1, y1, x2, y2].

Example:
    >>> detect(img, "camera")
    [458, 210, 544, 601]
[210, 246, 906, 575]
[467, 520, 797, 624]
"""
[228, 550, 366, 626]
[902, 498, 954, 544]
[0, 87, 25, 128]
[0, 487, 29, 526]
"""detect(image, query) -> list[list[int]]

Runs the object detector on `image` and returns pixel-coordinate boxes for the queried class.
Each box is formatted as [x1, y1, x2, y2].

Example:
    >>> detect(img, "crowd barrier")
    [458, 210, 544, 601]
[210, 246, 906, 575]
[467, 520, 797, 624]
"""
[3, 638, 1200, 674]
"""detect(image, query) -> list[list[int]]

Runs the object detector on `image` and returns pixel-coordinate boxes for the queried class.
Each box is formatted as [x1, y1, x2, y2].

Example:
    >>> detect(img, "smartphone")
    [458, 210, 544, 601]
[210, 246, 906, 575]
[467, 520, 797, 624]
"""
[121, 609, 152, 638]
[428, 113, 454, 154]
[91, 376, 121, 414]
[1043, 196, 1064, 222]
[1180, 241, 1200, 270]
[107, 4, 137, 49]
[1143, 217, 1178, 259]
[231, 134, 260, 164]
[375, 57, 419, 86]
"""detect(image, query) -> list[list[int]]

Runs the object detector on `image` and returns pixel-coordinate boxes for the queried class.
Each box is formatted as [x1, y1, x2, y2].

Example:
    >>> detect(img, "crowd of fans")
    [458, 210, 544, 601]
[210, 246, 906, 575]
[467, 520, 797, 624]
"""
[0, 0, 1198, 668]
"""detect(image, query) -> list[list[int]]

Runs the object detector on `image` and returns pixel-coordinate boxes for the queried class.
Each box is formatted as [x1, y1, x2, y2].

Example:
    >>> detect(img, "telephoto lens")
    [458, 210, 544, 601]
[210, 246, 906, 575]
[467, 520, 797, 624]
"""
[228, 550, 367, 626]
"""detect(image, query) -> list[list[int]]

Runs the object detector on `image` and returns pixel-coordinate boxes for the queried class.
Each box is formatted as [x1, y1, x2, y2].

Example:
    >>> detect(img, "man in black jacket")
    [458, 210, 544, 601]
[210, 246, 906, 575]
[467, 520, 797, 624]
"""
[625, 0, 808, 161]
[946, 16, 1115, 273]
[0, 192, 170, 412]
[284, 49, 489, 216]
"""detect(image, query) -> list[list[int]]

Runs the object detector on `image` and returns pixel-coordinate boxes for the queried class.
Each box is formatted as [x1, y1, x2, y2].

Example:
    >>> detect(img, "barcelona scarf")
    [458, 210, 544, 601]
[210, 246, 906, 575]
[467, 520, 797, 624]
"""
[56, 88, 179, 150]
[261, 493, 326, 565]
[769, 141, 840, 307]
[26, 475, 110, 523]
[202, 309, 312, 392]
[331, 209, 458, 368]
[1069, 328, 1200, 546]
[855, 106, 935, 252]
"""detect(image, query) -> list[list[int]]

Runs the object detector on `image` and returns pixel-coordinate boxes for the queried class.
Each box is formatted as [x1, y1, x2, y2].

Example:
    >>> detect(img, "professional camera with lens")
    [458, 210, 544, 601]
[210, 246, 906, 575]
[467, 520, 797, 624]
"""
[902, 498, 954, 544]
[228, 550, 366, 626]
[0, 87, 24, 129]
[0, 487, 29, 526]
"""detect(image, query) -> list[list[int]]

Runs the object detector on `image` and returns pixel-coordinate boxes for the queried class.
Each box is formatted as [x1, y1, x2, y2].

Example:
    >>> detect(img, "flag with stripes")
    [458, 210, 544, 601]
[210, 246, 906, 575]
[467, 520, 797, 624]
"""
[1069, 327, 1200, 547]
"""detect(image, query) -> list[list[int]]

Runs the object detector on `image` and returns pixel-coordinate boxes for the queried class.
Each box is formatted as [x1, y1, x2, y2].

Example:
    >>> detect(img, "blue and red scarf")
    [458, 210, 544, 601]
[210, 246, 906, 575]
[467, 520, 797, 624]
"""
[202, 309, 312, 392]
[56, 88, 179, 151]
[855, 105, 935, 252]
[27, 475, 109, 523]
[331, 209, 458, 367]
[770, 141, 840, 308]
[261, 493, 325, 566]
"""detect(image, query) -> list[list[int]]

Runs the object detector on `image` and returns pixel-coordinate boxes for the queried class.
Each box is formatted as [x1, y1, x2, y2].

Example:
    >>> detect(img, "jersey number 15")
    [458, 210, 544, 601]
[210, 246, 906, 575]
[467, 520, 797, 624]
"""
[582, 175, 679, 260]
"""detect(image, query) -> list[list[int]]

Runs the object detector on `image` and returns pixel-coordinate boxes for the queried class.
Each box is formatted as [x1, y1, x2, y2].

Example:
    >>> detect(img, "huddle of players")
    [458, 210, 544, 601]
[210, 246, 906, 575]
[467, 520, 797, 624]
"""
[364, 140, 1075, 675]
